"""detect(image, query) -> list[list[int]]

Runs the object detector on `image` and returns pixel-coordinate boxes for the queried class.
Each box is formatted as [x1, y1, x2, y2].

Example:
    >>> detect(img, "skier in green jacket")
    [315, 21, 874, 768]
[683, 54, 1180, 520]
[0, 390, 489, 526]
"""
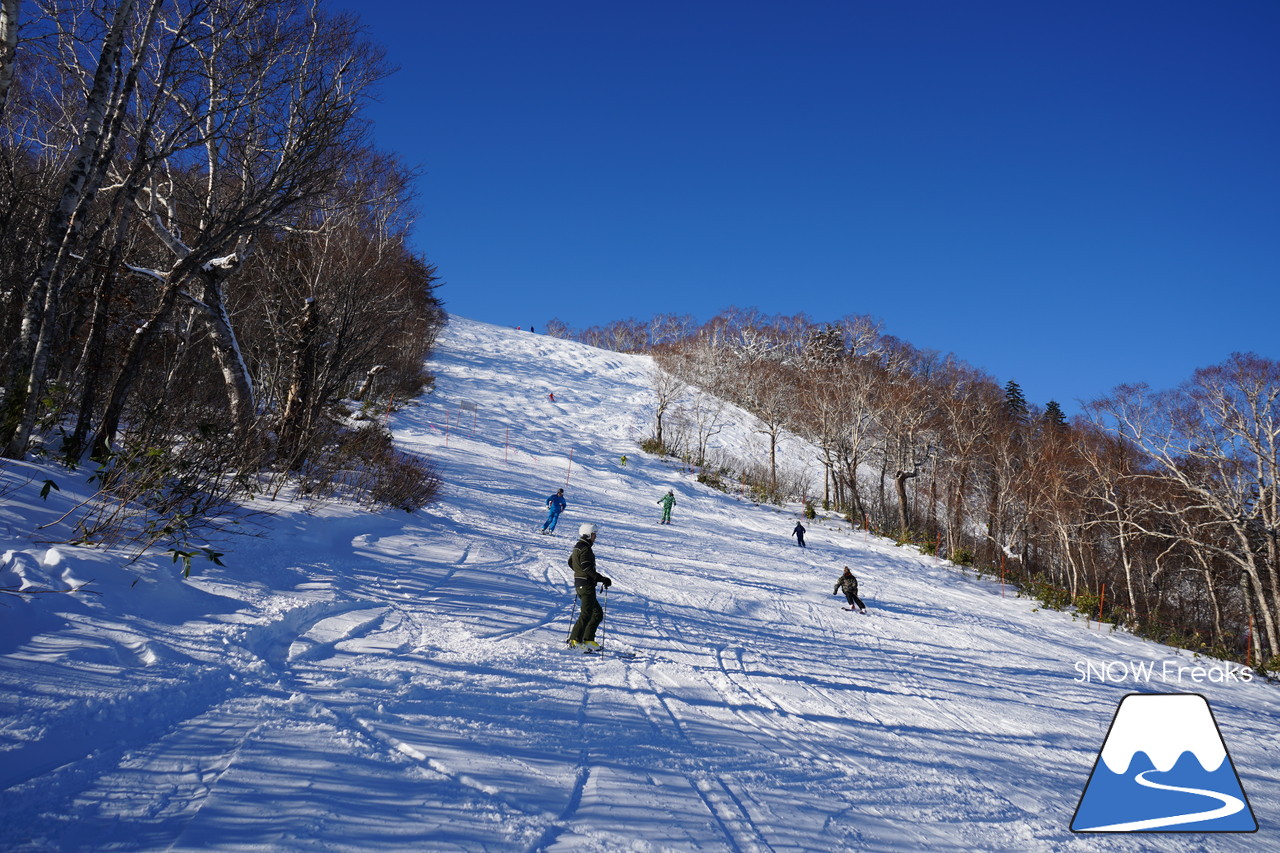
[658, 490, 676, 525]
[567, 523, 612, 650]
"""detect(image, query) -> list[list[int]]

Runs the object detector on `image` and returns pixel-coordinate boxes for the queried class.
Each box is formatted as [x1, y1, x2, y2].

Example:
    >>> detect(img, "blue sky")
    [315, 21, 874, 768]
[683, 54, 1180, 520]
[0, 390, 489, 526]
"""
[336, 0, 1279, 413]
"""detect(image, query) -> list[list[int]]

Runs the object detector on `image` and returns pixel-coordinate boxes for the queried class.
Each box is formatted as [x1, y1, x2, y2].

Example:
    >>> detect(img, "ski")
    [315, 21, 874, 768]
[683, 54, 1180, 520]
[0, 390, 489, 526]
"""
[569, 646, 638, 659]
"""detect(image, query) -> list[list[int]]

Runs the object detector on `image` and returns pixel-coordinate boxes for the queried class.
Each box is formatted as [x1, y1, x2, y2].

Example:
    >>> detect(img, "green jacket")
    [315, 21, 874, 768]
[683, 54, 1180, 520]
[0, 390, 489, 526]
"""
[569, 537, 611, 589]
[658, 493, 675, 510]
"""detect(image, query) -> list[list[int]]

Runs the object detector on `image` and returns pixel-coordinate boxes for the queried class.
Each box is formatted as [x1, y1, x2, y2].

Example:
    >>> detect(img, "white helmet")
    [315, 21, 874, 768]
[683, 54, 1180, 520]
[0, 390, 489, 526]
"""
[579, 522, 598, 538]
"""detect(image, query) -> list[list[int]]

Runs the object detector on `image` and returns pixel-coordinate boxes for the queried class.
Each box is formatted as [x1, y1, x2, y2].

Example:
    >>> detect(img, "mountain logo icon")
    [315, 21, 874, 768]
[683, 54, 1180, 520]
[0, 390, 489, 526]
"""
[1072, 693, 1257, 833]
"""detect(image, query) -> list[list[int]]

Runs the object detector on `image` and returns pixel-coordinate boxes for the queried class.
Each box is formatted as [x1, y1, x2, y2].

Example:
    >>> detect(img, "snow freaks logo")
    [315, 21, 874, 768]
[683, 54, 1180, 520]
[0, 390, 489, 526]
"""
[1071, 693, 1257, 833]
[1073, 658, 1254, 685]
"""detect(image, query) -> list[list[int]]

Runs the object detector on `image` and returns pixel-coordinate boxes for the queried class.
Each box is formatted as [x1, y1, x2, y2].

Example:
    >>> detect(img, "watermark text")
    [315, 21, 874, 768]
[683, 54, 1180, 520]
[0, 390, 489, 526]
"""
[1073, 659, 1253, 685]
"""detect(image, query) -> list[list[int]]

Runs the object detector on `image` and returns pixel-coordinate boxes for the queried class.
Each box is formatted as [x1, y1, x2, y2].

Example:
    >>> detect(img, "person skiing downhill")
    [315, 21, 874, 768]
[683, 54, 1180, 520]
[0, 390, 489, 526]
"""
[792, 521, 807, 548]
[567, 523, 612, 650]
[833, 566, 866, 612]
[658, 490, 676, 524]
[541, 488, 567, 534]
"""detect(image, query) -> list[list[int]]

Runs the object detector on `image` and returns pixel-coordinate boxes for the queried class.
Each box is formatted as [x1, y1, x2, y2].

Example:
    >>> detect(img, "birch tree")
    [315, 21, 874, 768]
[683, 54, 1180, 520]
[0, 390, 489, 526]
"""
[1, 0, 165, 458]
[1087, 366, 1280, 659]
[649, 365, 687, 452]
[93, 0, 389, 457]
[0, 0, 17, 119]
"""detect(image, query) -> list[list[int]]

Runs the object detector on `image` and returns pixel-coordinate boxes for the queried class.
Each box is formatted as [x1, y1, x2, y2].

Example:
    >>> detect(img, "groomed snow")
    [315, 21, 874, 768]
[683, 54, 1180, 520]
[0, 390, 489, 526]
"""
[1, 315, 1275, 852]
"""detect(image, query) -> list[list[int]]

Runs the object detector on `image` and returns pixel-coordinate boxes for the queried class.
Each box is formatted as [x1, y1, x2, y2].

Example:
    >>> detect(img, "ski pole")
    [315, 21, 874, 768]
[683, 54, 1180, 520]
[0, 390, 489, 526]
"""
[599, 583, 607, 655]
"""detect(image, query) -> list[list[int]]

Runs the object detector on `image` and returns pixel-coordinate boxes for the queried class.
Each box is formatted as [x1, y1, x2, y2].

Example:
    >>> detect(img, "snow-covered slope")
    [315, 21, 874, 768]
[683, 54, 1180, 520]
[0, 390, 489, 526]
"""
[1, 316, 1275, 852]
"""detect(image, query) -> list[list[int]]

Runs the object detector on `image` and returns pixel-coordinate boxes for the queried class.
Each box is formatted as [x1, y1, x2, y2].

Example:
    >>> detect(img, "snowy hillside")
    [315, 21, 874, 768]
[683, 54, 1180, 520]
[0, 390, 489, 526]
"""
[1, 315, 1276, 852]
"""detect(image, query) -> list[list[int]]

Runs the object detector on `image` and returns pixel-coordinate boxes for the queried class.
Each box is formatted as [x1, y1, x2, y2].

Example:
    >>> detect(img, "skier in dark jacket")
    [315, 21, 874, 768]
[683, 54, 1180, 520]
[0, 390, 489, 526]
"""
[541, 488, 567, 534]
[567, 523, 612, 649]
[833, 566, 866, 612]
[792, 522, 807, 548]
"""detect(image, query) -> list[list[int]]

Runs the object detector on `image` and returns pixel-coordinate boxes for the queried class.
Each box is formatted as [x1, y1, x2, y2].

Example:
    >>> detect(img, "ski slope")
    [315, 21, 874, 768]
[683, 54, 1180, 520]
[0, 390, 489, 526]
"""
[1, 315, 1275, 851]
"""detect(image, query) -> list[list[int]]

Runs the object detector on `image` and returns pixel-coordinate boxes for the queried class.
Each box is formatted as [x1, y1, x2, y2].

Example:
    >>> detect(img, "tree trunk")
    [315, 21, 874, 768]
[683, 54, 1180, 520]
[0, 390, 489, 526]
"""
[0, 0, 18, 119]
[65, 263, 121, 463]
[2, 0, 139, 458]
[894, 468, 918, 537]
[92, 272, 187, 459]
[279, 297, 319, 461]
[196, 271, 256, 438]
[1238, 535, 1280, 659]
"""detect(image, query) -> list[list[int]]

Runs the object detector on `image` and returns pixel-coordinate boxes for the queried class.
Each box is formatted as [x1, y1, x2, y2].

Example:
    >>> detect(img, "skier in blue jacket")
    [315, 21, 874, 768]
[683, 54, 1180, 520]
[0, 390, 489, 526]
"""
[541, 489, 568, 534]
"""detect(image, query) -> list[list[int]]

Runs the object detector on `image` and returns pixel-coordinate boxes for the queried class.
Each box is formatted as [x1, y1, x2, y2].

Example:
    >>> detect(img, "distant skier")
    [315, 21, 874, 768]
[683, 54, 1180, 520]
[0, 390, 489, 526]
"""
[548, 392, 556, 402]
[833, 566, 866, 612]
[541, 488, 567, 534]
[792, 521, 807, 548]
[567, 523, 612, 650]
[658, 490, 676, 524]
[620, 454, 628, 467]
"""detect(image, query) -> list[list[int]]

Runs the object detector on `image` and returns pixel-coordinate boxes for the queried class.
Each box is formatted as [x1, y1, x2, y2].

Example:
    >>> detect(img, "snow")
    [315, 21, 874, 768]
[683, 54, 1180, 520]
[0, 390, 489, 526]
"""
[202, 254, 239, 273]
[1, 315, 1276, 852]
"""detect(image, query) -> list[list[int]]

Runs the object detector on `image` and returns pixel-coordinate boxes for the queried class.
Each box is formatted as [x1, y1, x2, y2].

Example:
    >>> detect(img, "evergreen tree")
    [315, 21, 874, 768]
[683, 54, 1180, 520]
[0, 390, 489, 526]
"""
[1002, 380, 1029, 424]
[1043, 400, 1068, 431]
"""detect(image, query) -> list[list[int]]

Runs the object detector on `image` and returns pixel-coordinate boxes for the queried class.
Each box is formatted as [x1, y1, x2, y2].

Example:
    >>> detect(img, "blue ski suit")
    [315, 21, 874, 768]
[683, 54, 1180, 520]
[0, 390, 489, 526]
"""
[542, 491, 568, 532]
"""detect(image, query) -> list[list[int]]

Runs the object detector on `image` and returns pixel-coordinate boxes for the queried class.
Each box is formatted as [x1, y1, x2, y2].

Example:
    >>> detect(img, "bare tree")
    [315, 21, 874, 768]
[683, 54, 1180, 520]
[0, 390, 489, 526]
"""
[647, 313, 696, 347]
[0, 0, 17, 119]
[92, 0, 390, 457]
[1087, 364, 1280, 659]
[930, 360, 1001, 554]
[735, 359, 796, 497]
[2, 0, 167, 457]
[649, 365, 687, 452]
[544, 318, 571, 339]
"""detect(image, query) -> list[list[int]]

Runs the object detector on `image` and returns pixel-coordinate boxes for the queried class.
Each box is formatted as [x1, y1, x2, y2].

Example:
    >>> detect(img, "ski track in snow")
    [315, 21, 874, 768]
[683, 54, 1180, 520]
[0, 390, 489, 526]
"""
[0, 315, 1276, 852]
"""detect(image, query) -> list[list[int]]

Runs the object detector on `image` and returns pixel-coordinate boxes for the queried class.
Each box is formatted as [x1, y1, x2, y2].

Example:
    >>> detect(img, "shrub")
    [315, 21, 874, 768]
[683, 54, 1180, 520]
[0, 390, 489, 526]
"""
[697, 470, 725, 491]
[639, 436, 667, 455]
[70, 423, 261, 565]
[292, 421, 440, 512]
[369, 450, 442, 512]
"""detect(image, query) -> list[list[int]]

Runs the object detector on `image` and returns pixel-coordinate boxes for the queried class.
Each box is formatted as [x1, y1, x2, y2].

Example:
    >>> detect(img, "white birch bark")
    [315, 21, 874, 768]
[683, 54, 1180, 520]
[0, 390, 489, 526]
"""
[3, 0, 143, 458]
[0, 0, 18, 119]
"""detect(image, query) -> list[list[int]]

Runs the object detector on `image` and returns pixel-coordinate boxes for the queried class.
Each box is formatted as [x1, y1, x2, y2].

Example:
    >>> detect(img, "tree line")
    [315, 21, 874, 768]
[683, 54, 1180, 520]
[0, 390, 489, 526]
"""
[0, 0, 445, 555]
[549, 308, 1280, 670]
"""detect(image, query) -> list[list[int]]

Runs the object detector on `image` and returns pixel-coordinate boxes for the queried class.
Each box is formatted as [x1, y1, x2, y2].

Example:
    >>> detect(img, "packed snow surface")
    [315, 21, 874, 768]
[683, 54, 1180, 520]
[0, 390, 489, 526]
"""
[1, 315, 1275, 851]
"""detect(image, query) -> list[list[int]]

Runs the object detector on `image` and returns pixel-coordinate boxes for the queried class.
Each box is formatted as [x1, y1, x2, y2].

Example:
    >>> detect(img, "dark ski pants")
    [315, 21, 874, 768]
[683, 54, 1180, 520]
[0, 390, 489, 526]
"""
[795, 534, 806, 547]
[570, 585, 604, 643]
[844, 591, 865, 610]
